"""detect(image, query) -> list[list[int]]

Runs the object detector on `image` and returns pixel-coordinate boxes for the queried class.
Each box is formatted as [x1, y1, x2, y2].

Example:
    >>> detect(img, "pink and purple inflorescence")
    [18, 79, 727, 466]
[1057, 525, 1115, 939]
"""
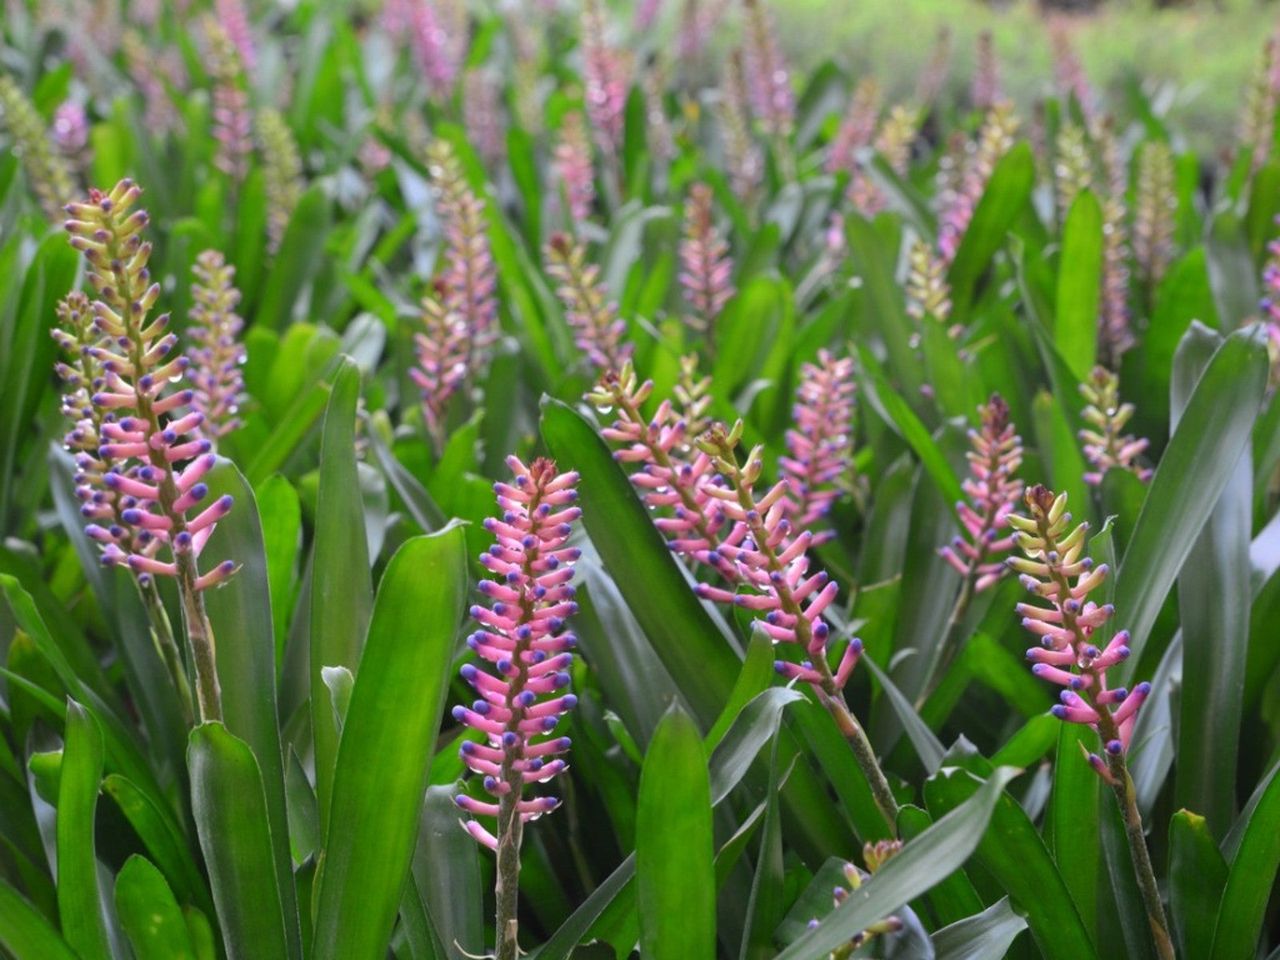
[455, 456, 581, 850]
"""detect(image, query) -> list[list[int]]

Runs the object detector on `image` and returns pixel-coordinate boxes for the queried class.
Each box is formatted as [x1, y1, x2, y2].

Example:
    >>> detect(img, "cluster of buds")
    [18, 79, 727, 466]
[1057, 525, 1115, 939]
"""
[937, 103, 1017, 263]
[1010, 487, 1150, 774]
[1094, 119, 1134, 365]
[187, 250, 247, 440]
[741, 0, 795, 140]
[463, 70, 506, 169]
[588, 365, 738, 580]
[122, 31, 183, 138]
[720, 49, 765, 202]
[1133, 140, 1176, 289]
[581, 0, 630, 161]
[906, 239, 953, 329]
[554, 111, 596, 225]
[205, 17, 253, 183]
[1049, 21, 1096, 123]
[674, 354, 713, 437]
[62, 181, 237, 595]
[257, 108, 303, 253]
[0, 75, 76, 222]
[215, 0, 257, 73]
[50, 101, 90, 169]
[847, 170, 886, 219]
[873, 104, 920, 179]
[411, 285, 470, 454]
[1237, 36, 1278, 172]
[454, 456, 580, 851]
[52, 292, 152, 574]
[693, 423, 859, 693]
[1079, 367, 1152, 486]
[544, 233, 632, 373]
[427, 140, 498, 356]
[1053, 122, 1095, 226]
[826, 77, 881, 177]
[678, 0, 730, 60]
[1260, 217, 1280, 374]
[779, 351, 855, 545]
[679, 183, 736, 335]
[410, 0, 468, 101]
[971, 31, 1003, 112]
[807, 841, 905, 957]
[939, 394, 1023, 593]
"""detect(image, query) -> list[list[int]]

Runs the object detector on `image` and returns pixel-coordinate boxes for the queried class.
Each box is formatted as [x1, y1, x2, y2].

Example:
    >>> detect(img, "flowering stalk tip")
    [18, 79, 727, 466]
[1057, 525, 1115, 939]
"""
[1010, 485, 1174, 959]
[679, 183, 736, 336]
[939, 394, 1023, 593]
[0, 75, 76, 222]
[780, 351, 855, 545]
[63, 180, 237, 722]
[188, 250, 247, 440]
[544, 233, 631, 373]
[454, 456, 580, 960]
[1079, 367, 1151, 486]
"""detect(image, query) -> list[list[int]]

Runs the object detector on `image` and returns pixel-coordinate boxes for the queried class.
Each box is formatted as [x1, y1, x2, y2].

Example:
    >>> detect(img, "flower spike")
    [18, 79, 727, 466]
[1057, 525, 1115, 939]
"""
[1011, 486, 1148, 754]
[779, 351, 855, 545]
[63, 180, 236, 722]
[0, 75, 76, 222]
[455, 456, 580, 960]
[554, 111, 596, 226]
[188, 250, 247, 440]
[411, 285, 471, 455]
[1079, 367, 1152, 486]
[679, 183, 736, 336]
[544, 233, 631, 373]
[939, 394, 1023, 593]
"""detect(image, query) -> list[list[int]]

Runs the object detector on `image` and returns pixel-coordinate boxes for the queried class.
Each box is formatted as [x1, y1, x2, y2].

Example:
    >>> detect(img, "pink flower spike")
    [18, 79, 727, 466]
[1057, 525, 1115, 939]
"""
[1013, 486, 1153, 775]
[780, 350, 855, 543]
[455, 458, 579, 850]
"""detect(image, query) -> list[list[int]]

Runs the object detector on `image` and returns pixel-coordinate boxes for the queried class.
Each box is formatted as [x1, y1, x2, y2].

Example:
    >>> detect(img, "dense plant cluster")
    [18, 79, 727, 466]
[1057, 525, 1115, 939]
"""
[0, 1, 1279, 959]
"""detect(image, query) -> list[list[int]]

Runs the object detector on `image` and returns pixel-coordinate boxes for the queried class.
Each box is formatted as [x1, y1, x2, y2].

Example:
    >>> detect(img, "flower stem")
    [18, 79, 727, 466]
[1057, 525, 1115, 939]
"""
[138, 577, 194, 725]
[494, 788, 524, 960]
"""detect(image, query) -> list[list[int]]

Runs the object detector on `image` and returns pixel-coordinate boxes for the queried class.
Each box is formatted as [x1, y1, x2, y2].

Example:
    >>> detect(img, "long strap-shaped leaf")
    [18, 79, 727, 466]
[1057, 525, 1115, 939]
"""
[1210, 758, 1280, 960]
[637, 707, 716, 960]
[1116, 324, 1268, 674]
[0, 877, 78, 960]
[311, 528, 467, 960]
[188, 723, 291, 960]
[57, 700, 112, 960]
[310, 357, 373, 837]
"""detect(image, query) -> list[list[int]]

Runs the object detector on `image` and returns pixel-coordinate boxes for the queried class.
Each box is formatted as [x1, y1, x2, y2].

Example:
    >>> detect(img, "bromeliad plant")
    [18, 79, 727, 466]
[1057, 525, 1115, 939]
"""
[3, 2, 1280, 960]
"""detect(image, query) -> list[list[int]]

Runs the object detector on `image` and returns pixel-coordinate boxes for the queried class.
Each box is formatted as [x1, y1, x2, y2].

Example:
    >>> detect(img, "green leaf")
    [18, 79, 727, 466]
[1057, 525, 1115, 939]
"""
[776, 767, 1022, 959]
[201, 462, 301, 958]
[0, 878, 78, 960]
[846, 214, 923, 400]
[103, 774, 211, 916]
[311, 359, 373, 835]
[56, 701, 111, 960]
[931, 898, 1029, 960]
[1048, 725, 1102, 941]
[311, 529, 467, 960]
[857, 347, 964, 510]
[637, 707, 716, 960]
[948, 144, 1035, 318]
[862, 654, 945, 773]
[738, 738, 786, 960]
[924, 767, 1099, 960]
[1054, 190, 1102, 381]
[1116, 325, 1269, 671]
[188, 723, 291, 960]
[256, 475, 302, 670]
[403, 785, 484, 960]
[1209, 760, 1280, 960]
[1168, 810, 1227, 960]
[1173, 324, 1250, 838]
[114, 856, 197, 960]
